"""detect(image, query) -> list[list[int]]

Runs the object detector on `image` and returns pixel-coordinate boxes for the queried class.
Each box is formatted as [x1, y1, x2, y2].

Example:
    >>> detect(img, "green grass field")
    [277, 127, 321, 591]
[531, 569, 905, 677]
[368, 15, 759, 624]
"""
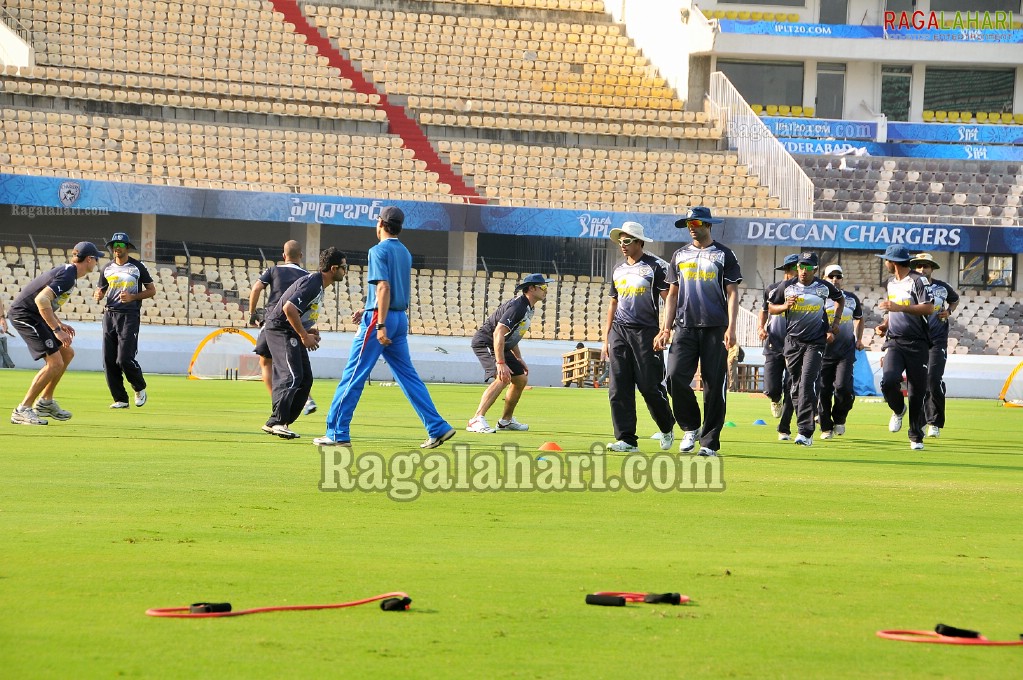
[1, 370, 1021, 678]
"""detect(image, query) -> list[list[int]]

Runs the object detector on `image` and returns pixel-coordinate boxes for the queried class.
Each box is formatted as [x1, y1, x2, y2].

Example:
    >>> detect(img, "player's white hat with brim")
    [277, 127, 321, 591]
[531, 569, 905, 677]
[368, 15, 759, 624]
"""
[609, 221, 653, 244]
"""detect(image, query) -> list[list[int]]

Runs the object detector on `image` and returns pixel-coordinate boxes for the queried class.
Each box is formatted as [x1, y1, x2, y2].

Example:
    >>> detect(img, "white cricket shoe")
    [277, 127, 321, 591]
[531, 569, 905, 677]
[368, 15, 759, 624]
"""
[313, 436, 350, 447]
[110, 401, 130, 409]
[134, 389, 147, 407]
[35, 399, 71, 421]
[778, 433, 791, 441]
[924, 425, 940, 438]
[421, 428, 456, 449]
[498, 417, 529, 431]
[466, 416, 496, 433]
[270, 424, 300, 439]
[302, 398, 317, 416]
[820, 430, 834, 440]
[910, 441, 925, 451]
[889, 408, 906, 433]
[834, 424, 846, 436]
[658, 430, 674, 451]
[606, 440, 640, 453]
[794, 434, 813, 447]
[770, 401, 783, 418]
[697, 447, 718, 457]
[11, 406, 48, 425]
[679, 430, 698, 453]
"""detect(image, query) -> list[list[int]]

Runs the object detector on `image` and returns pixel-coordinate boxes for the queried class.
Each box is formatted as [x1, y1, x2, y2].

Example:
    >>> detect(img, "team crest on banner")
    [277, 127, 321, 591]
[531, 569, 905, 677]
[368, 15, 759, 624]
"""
[58, 181, 81, 208]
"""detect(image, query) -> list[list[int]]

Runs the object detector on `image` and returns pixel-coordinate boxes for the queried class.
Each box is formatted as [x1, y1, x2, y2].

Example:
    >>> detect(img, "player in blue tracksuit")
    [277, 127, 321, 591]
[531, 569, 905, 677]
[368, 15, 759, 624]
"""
[260, 248, 347, 439]
[319, 207, 455, 449]
[910, 253, 959, 439]
[874, 245, 934, 450]
[759, 254, 797, 439]
[94, 232, 156, 409]
[768, 252, 844, 447]
[656, 207, 742, 457]
[818, 264, 864, 439]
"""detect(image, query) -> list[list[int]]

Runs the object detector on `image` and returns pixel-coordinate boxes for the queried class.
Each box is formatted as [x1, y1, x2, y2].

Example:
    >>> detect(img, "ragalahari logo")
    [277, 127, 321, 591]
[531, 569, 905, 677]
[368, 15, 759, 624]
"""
[884, 10, 1012, 30]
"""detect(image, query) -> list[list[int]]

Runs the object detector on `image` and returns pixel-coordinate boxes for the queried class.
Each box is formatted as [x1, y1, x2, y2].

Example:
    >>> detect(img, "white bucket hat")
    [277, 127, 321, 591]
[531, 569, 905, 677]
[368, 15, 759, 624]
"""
[609, 221, 654, 244]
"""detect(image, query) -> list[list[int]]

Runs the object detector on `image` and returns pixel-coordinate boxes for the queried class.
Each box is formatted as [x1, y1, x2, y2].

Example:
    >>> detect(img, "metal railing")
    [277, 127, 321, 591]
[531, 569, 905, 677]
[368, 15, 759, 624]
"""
[0, 6, 31, 44]
[708, 72, 814, 219]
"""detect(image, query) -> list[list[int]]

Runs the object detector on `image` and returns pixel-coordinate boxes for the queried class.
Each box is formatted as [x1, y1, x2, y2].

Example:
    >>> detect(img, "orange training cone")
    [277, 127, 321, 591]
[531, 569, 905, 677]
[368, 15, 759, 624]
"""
[538, 442, 563, 451]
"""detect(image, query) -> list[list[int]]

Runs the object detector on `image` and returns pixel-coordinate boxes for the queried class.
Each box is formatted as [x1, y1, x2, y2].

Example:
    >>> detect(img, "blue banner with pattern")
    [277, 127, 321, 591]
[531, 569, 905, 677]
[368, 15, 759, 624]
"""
[717, 20, 1023, 42]
[780, 138, 1023, 160]
[887, 122, 1023, 144]
[3, 173, 1023, 253]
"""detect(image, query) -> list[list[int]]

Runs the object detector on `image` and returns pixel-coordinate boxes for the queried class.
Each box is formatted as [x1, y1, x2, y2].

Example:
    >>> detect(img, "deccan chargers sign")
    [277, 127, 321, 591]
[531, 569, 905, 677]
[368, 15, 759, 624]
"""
[738, 220, 963, 249]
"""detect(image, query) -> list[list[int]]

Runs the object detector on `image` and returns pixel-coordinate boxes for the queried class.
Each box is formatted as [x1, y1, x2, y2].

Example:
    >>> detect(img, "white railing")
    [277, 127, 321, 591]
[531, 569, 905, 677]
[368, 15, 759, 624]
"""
[736, 306, 760, 349]
[708, 72, 814, 219]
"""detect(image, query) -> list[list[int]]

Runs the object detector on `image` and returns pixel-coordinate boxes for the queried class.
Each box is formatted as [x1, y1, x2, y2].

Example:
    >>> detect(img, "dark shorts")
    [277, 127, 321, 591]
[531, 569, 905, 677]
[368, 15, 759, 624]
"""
[9, 312, 60, 361]
[253, 329, 271, 358]
[472, 343, 525, 381]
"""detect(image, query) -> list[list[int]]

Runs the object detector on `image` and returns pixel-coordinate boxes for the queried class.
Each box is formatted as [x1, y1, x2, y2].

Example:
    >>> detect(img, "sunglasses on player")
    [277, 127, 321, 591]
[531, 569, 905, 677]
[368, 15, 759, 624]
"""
[111, 242, 127, 249]
[685, 219, 707, 228]
[827, 273, 843, 279]
[618, 237, 637, 246]
[797, 263, 816, 271]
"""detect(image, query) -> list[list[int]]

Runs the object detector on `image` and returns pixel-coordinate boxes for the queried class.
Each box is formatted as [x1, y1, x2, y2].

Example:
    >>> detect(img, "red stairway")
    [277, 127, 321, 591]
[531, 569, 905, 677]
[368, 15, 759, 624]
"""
[268, 0, 485, 204]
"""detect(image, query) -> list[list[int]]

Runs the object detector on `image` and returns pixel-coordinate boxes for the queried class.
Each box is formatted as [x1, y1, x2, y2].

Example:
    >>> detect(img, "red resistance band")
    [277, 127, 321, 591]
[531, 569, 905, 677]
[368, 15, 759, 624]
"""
[877, 630, 1023, 646]
[595, 591, 691, 604]
[147, 592, 411, 618]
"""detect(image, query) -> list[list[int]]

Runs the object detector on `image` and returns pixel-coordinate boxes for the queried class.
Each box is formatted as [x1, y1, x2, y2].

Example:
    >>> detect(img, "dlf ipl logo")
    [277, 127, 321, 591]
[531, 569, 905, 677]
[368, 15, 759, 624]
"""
[884, 10, 1012, 30]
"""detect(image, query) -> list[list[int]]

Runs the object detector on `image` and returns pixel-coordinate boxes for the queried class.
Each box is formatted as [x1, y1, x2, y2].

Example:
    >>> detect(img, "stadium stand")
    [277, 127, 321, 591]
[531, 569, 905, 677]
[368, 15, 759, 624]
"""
[798, 156, 1023, 226]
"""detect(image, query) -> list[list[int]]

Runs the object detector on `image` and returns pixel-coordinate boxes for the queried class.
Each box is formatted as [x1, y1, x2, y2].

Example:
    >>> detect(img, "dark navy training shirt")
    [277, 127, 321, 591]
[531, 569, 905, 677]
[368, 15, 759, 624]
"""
[665, 241, 742, 328]
[761, 278, 791, 353]
[923, 279, 960, 348]
[769, 277, 844, 345]
[473, 296, 534, 351]
[608, 253, 669, 329]
[98, 257, 153, 314]
[264, 273, 324, 332]
[884, 271, 934, 347]
[824, 290, 862, 357]
[259, 263, 309, 310]
[10, 264, 77, 317]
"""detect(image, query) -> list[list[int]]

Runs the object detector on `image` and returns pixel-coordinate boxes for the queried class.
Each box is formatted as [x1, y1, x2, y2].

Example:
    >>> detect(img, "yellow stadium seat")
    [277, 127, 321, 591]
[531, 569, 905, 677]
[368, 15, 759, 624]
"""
[923, 110, 935, 122]
[935, 111, 948, 122]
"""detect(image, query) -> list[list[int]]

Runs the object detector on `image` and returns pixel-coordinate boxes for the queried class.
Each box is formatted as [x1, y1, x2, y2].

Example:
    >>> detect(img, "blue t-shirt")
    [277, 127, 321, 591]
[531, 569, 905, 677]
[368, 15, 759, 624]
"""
[824, 290, 863, 358]
[258, 263, 309, 310]
[473, 295, 534, 351]
[608, 253, 669, 329]
[264, 273, 324, 332]
[365, 238, 411, 312]
[769, 277, 844, 345]
[761, 277, 791, 353]
[98, 257, 153, 314]
[10, 264, 77, 317]
[923, 279, 960, 348]
[665, 241, 742, 328]
[885, 271, 934, 347]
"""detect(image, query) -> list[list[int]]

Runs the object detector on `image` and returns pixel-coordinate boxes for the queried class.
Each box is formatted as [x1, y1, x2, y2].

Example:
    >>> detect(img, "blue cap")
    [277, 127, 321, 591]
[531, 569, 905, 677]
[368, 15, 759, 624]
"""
[875, 244, 912, 263]
[516, 273, 554, 292]
[775, 254, 799, 271]
[674, 206, 723, 227]
[72, 241, 103, 260]
[105, 232, 137, 250]
[797, 251, 819, 267]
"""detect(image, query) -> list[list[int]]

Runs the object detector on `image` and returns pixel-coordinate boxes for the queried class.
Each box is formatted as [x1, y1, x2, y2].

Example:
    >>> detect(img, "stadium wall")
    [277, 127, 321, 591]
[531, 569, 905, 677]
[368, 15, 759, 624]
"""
[1, 325, 1014, 398]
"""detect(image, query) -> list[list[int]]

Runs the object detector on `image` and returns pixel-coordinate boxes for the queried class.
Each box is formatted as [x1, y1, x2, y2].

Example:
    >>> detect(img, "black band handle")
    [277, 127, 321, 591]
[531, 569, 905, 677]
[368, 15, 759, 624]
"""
[585, 594, 626, 607]
[380, 597, 412, 611]
[643, 592, 683, 605]
[189, 602, 232, 614]
[935, 623, 980, 638]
